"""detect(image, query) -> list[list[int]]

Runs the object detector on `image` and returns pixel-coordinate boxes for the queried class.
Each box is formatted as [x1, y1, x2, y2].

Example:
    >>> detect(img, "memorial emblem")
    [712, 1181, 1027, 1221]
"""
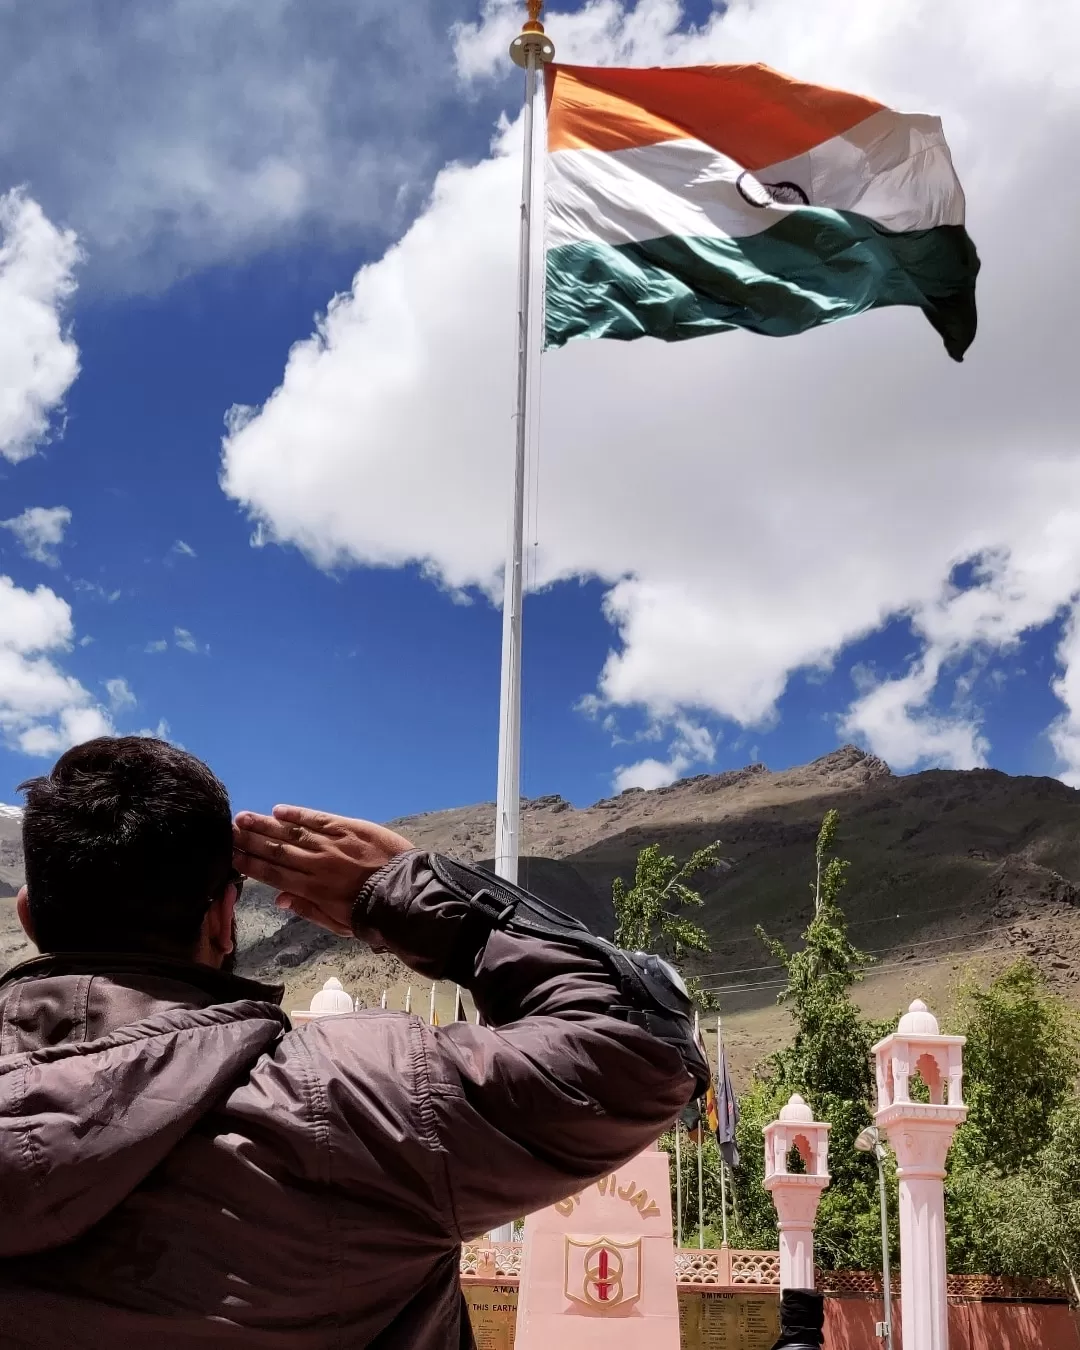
[564, 1236, 642, 1308]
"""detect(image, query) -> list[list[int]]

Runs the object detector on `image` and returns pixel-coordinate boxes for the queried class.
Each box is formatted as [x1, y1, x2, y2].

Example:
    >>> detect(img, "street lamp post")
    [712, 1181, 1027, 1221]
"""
[855, 1125, 894, 1350]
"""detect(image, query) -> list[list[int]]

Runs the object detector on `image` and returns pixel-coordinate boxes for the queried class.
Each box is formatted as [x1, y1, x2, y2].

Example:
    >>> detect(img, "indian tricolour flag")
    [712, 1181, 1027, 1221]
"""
[544, 63, 980, 360]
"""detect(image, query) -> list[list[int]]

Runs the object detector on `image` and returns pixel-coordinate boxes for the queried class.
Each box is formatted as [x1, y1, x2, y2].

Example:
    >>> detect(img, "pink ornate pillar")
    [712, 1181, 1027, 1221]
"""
[873, 1001, 966, 1350]
[763, 1094, 830, 1290]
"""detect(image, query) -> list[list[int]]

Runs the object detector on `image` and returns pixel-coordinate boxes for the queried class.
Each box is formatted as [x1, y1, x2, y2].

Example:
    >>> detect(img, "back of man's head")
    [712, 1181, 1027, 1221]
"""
[19, 736, 233, 957]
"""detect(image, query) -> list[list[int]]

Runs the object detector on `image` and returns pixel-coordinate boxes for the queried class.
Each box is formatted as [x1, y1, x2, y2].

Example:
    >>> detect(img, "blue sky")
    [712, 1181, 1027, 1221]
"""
[1, 0, 1077, 823]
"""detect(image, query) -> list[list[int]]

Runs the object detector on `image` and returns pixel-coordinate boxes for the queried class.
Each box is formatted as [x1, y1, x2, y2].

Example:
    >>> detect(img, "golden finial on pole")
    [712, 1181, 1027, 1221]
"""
[510, 0, 555, 66]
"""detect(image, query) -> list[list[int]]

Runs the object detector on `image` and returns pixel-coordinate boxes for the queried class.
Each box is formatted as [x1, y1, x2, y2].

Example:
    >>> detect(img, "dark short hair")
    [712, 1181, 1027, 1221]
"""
[19, 736, 233, 957]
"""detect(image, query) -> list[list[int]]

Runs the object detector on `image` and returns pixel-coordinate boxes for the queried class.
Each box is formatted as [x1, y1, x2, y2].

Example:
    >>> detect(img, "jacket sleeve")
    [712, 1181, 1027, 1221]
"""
[350, 850, 696, 1241]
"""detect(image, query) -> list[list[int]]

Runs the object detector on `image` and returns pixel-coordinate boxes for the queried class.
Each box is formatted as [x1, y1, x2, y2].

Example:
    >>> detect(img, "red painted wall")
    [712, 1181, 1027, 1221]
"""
[825, 1297, 1080, 1349]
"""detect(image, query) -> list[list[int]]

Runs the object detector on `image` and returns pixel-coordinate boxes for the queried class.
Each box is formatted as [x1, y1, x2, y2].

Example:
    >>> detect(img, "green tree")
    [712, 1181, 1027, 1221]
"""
[611, 841, 723, 1007]
[612, 841, 721, 955]
[951, 960, 1078, 1173]
[945, 959, 1080, 1279]
[757, 810, 880, 1108]
[730, 810, 895, 1270]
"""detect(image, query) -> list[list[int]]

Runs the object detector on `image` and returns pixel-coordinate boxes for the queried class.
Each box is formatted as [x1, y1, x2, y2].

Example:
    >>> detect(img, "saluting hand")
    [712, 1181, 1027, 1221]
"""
[233, 806, 414, 938]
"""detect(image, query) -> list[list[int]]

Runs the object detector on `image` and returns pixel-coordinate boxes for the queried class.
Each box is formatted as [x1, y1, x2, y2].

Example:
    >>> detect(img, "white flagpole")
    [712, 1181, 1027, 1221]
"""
[405, 985, 412, 1015]
[695, 1010, 704, 1249]
[429, 983, 437, 1026]
[488, 6, 554, 1248]
[717, 1014, 730, 1247]
[380, 989, 388, 1011]
[493, 2, 554, 886]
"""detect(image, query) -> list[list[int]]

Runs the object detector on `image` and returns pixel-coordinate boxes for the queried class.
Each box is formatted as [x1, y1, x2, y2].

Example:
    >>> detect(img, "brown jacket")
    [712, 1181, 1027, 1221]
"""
[0, 851, 694, 1348]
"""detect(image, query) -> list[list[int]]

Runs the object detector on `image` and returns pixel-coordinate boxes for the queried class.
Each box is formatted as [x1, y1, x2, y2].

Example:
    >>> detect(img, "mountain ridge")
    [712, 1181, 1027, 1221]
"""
[3, 747, 1080, 1073]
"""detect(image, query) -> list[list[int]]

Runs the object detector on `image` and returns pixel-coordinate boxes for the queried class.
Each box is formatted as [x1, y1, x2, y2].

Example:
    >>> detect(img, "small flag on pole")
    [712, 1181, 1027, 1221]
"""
[544, 62, 979, 360]
[715, 1030, 740, 1170]
[682, 1019, 739, 1167]
[682, 1015, 714, 1144]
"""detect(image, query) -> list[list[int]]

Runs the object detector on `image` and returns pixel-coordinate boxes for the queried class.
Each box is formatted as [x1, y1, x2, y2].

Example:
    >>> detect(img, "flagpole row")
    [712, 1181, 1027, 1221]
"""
[718, 1014, 730, 1246]
[694, 1010, 704, 1248]
[675, 1120, 683, 1249]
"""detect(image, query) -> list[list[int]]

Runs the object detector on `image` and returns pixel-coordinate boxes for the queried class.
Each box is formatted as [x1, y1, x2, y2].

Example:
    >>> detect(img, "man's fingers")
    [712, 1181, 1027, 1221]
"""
[277, 892, 354, 938]
[232, 850, 308, 893]
[271, 804, 344, 834]
[234, 811, 324, 854]
[232, 825, 319, 875]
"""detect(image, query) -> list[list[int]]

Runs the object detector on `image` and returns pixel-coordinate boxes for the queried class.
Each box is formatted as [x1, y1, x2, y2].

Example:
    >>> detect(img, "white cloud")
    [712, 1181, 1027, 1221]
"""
[0, 191, 80, 462]
[105, 676, 136, 712]
[174, 626, 201, 654]
[145, 627, 206, 655]
[74, 580, 121, 603]
[613, 715, 716, 790]
[1050, 606, 1080, 787]
[137, 718, 172, 741]
[171, 539, 196, 559]
[613, 757, 683, 792]
[0, 574, 113, 755]
[840, 653, 989, 772]
[1, 506, 72, 566]
[0, 1, 484, 288]
[221, 0, 1080, 777]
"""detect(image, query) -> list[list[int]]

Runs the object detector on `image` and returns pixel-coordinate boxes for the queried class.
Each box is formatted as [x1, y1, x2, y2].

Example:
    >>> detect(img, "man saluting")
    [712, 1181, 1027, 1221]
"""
[0, 736, 705, 1348]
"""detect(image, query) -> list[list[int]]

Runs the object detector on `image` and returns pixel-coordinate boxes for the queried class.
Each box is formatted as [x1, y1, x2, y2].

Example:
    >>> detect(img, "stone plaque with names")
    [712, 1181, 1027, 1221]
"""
[677, 1290, 780, 1350]
[464, 1283, 519, 1350]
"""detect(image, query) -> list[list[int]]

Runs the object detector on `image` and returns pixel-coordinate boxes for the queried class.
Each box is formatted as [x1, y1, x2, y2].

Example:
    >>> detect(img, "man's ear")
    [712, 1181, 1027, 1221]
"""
[206, 882, 239, 957]
[16, 886, 36, 944]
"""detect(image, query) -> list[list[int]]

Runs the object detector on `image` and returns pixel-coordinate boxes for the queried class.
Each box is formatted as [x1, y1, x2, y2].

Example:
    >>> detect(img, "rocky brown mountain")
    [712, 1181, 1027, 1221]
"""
[3, 746, 1079, 1071]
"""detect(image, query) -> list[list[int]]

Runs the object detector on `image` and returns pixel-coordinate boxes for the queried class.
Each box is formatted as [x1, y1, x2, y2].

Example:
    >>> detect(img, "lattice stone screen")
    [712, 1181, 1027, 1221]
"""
[463, 1245, 782, 1288]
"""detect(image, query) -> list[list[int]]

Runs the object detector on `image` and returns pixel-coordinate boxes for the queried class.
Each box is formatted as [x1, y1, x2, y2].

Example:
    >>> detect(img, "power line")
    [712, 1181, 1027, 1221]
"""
[691, 891, 1047, 977]
[694, 896, 996, 966]
[700, 914, 1068, 996]
[695, 914, 1062, 982]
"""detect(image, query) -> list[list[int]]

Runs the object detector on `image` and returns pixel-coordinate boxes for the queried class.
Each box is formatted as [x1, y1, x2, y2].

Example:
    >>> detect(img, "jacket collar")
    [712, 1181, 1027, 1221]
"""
[0, 952, 284, 1007]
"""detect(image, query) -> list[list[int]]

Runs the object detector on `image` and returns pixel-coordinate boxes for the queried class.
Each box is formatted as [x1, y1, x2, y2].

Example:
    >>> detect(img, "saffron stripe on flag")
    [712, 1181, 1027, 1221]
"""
[545, 63, 883, 163]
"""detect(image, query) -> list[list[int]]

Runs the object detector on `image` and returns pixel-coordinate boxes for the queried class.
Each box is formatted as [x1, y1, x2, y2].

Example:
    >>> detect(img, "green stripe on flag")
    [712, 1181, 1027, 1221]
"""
[545, 211, 979, 361]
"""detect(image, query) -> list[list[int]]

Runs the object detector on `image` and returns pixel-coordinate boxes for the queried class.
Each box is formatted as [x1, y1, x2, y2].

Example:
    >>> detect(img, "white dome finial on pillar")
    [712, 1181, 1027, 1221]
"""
[291, 976, 356, 1024]
[763, 1094, 831, 1291]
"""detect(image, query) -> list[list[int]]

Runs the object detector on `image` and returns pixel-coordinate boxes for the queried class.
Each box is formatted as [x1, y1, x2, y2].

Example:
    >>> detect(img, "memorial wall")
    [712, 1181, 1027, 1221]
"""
[464, 1283, 780, 1350]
